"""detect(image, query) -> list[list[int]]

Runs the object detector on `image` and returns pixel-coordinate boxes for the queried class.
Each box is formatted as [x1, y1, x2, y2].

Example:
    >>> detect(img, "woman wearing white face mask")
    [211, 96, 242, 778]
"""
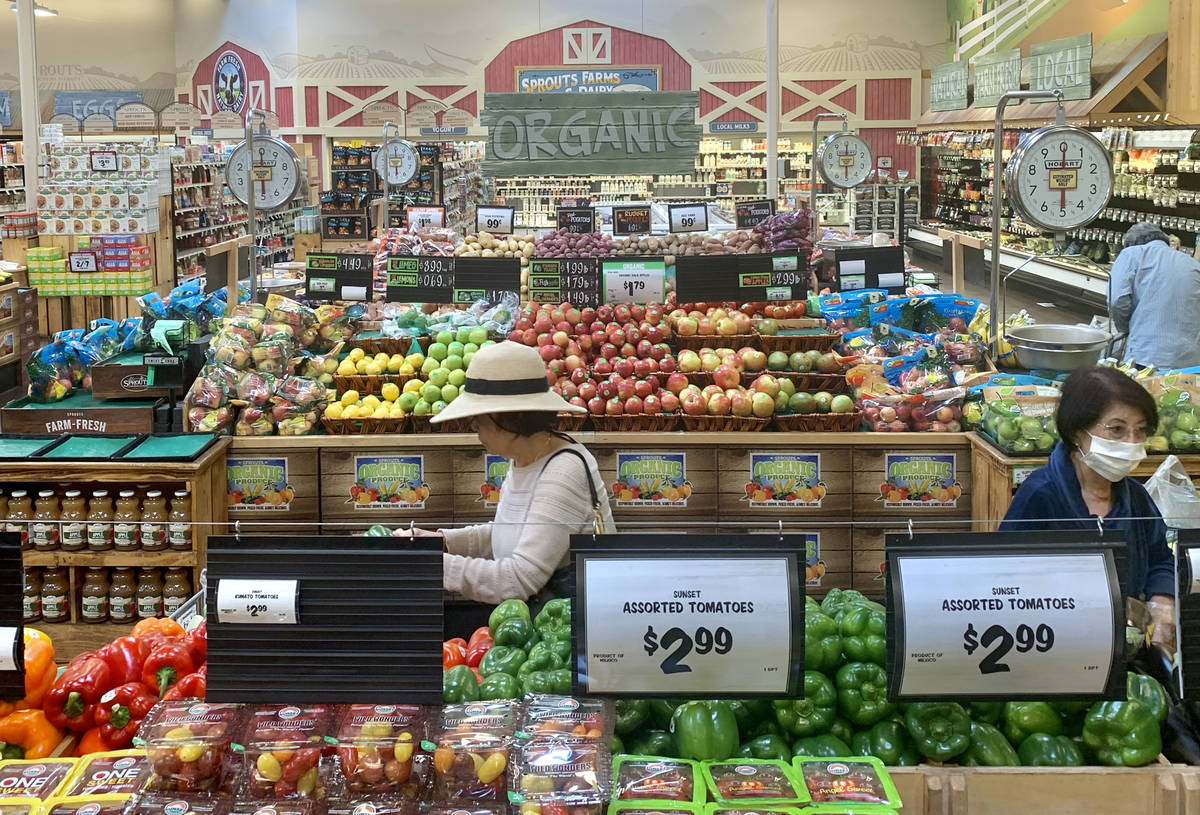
[1000, 367, 1175, 644]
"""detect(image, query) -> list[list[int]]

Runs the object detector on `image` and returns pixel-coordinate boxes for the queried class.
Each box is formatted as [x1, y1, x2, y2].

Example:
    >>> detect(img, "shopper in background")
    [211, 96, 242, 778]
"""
[1109, 222, 1200, 370]
[1000, 367, 1175, 644]
[398, 341, 614, 624]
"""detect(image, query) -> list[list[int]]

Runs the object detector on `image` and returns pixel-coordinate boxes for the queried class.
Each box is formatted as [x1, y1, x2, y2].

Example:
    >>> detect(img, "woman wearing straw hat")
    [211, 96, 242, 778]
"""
[402, 341, 614, 615]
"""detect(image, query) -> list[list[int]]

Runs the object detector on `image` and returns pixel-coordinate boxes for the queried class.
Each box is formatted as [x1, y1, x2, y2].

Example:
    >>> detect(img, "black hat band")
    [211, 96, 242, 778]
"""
[464, 376, 550, 396]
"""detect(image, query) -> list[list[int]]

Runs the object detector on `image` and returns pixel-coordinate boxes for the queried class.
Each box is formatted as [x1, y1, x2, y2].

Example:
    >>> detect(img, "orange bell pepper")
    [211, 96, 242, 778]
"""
[0, 635, 56, 719]
[0, 709, 64, 759]
[74, 726, 108, 757]
[131, 618, 184, 641]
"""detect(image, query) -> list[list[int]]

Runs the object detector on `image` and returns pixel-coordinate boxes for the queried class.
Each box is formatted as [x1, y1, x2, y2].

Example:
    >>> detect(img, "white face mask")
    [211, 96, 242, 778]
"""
[1081, 433, 1147, 482]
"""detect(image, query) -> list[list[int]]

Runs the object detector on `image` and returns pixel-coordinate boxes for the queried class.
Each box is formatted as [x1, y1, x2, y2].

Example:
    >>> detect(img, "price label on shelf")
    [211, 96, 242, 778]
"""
[406, 206, 446, 230]
[476, 206, 515, 235]
[0, 627, 17, 672]
[68, 251, 99, 273]
[676, 253, 806, 304]
[602, 258, 665, 305]
[890, 549, 1122, 699]
[305, 253, 375, 301]
[528, 258, 600, 309]
[669, 203, 708, 233]
[613, 205, 652, 236]
[216, 578, 299, 625]
[578, 556, 798, 695]
[89, 150, 119, 172]
[385, 255, 519, 305]
[557, 207, 595, 234]
[736, 199, 775, 229]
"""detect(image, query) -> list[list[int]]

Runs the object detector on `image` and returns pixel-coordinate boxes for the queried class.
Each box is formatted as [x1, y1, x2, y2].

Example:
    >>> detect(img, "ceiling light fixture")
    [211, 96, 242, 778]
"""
[9, 2, 59, 16]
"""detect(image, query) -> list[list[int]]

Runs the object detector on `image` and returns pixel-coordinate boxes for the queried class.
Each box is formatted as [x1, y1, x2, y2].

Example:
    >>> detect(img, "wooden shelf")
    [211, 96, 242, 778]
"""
[23, 550, 198, 568]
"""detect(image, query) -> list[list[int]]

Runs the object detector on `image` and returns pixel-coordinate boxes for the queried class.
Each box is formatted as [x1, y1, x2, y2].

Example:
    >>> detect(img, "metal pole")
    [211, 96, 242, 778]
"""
[382, 120, 399, 233]
[245, 109, 268, 301]
[990, 89, 1063, 357]
[15, 0, 40, 204]
[765, 0, 779, 202]
[809, 112, 847, 226]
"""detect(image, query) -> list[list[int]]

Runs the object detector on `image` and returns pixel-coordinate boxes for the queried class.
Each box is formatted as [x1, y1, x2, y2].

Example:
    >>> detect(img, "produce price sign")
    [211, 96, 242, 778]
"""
[558, 207, 596, 234]
[476, 206, 515, 235]
[571, 534, 806, 697]
[406, 206, 446, 229]
[601, 258, 666, 305]
[668, 203, 708, 233]
[675, 253, 807, 303]
[68, 251, 99, 273]
[1174, 530, 1200, 702]
[527, 257, 600, 309]
[305, 253, 375, 302]
[215, 579, 299, 625]
[613, 205, 652, 235]
[736, 199, 776, 229]
[385, 255, 520, 305]
[886, 531, 1126, 701]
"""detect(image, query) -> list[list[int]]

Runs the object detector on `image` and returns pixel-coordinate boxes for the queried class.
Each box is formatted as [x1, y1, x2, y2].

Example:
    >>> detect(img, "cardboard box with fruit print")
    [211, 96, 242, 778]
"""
[350, 454, 430, 509]
[877, 452, 963, 507]
[745, 452, 828, 507]
[227, 457, 295, 510]
[612, 452, 692, 506]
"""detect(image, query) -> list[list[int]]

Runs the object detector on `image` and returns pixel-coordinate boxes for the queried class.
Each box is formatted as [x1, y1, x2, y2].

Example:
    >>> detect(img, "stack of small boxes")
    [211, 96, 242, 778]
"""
[25, 239, 153, 297]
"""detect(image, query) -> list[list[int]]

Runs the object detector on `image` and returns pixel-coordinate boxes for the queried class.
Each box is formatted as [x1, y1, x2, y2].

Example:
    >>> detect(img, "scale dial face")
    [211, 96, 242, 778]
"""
[374, 139, 420, 186]
[817, 132, 873, 188]
[226, 137, 301, 211]
[1005, 125, 1113, 231]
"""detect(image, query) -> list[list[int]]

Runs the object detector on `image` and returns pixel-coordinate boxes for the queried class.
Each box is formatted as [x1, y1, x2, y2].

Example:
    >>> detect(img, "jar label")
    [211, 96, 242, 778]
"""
[164, 595, 186, 615]
[22, 593, 40, 621]
[110, 595, 134, 619]
[81, 594, 109, 620]
[61, 522, 85, 549]
[168, 523, 192, 549]
[7, 522, 27, 544]
[42, 593, 66, 615]
[113, 523, 139, 549]
[88, 521, 113, 547]
[141, 522, 166, 547]
[137, 596, 163, 618]
[30, 522, 59, 548]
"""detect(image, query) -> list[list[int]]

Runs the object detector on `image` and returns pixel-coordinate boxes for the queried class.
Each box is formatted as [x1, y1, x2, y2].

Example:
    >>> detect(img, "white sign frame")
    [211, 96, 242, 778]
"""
[216, 578, 299, 625]
[476, 206, 515, 235]
[668, 203, 709, 233]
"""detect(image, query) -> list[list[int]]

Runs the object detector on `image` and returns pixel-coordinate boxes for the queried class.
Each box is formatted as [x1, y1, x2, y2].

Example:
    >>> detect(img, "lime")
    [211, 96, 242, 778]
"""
[413, 399, 432, 416]
[428, 368, 450, 388]
[435, 330, 454, 346]
[398, 392, 419, 412]
[431, 400, 448, 415]
[448, 369, 467, 387]
[428, 342, 449, 361]
[442, 384, 459, 402]
[443, 355, 465, 371]
[421, 383, 442, 403]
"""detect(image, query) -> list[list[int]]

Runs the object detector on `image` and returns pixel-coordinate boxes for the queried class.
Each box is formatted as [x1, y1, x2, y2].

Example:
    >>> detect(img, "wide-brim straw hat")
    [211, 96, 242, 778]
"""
[430, 340, 586, 424]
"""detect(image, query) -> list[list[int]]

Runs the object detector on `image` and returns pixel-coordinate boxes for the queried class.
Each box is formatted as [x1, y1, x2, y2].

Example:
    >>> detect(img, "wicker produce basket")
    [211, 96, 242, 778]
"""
[680, 415, 771, 432]
[347, 334, 430, 357]
[332, 373, 415, 395]
[672, 333, 759, 352]
[756, 329, 840, 355]
[684, 372, 712, 387]
[321, 416, 408, 435]
[767, 371, 849, 393]
[590, 414, 680, 432]
[556, 413, 589, 431]
[773, 411, 863, 432]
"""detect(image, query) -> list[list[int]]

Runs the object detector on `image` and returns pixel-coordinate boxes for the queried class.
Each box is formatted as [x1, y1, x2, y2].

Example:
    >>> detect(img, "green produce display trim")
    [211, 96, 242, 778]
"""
[5, 394, 159, 410]
[120, 433, 217, 460]
[0, 437, 61, 459]
[41, 434, 139, 459]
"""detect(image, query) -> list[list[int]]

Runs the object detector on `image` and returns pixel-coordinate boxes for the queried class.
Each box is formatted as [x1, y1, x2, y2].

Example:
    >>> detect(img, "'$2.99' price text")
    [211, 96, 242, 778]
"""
[962, 622, 1055, 674]
[643, 625, 733, 674]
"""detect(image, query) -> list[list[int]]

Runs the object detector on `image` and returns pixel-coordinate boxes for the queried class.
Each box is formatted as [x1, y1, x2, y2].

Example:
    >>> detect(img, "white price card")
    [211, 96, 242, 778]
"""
[1188, 549, 1200, 594]
[669, 204, 708, 233]
[893, 553, 1118, 697]
[68, 252, 99, 273]
[602, 260, 665, 305]
[406, 206, 445, 229]
[0, 627, 17, 671]
[89, 150, 118, 172]
[216, 578, 299, 625]
[581, 557, 794, 694]
[476, 206, 515, 235]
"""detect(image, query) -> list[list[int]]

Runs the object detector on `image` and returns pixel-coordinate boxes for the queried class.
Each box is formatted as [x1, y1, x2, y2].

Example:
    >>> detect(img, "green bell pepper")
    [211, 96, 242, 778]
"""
[820, 588, 872, 618]
[443, 665, 480, 703]
[1082, 701, 1163, 767]
[905, 702, 971, 761]
[615, 700, 650, 735]
[736, 734, 793, 761]
[1127, 672, 1169, 724]
[1051, 701, 1091, 717]
[1017, 733, 1085, 766]
[628, 729, 676, 757]
[962, 722, 1020, 766]
[519, 668, 571, 697]
[1003, 702, 1063, 745]
[805, 606, 843, 673]
[835, 662, 895, 727]
[477, 672, 521, 700]
[650, 700, 684, 729]
[670, 700, 740, 761]
[725, 699, 774, 738]
[745, 719, 782, 739]
[793, 734, 852, 758]
[968, 702, 1003, 724]
[838, 604, 887, 666]
[609, 734, 625, 755]
[517, 641, 562, 676]
[493, 616, 538, 649]
[479, 645, 527, 677]
[488, 598, 531, 635]
[852, 719, 919, 766]
[774, 671, 838, 737]
[829, 717, 855, 746]
[545, 637, 571, 666]
[534, 598, 571, 640]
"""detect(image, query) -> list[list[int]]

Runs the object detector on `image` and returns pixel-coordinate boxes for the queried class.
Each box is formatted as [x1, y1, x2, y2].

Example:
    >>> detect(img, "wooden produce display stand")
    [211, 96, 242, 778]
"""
[223, 431, 976, 598]
[8, 436, 229, 655]
[970, 432, 1200, 531]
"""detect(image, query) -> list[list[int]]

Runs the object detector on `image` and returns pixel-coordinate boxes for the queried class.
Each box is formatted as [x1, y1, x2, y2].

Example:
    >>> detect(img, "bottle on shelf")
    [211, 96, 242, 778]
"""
[136, 567, 164, 620]
[23, 566, 41, 623]
[8, 490, 31, 550]
[60, 490, 87, 552]
[80, 566, 110, 624]
[0, 490, 8, 532]
[41, 567, 70, 623]
[168, 491, 192, 552]
[109, 567, 137, 624]
[163, 568, 193, 616]
[31, 490, 60, 552]
[113, 490, 141, 552]
[87, 490, 114, 552]
[141, 490, 168, 552]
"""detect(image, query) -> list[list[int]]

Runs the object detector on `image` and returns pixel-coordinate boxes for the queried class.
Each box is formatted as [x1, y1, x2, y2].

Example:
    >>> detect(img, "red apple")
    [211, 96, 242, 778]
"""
[634, 379, 653, 399]
[707, 393, 732, 416]
[550, 307, 565, 324]
[536, 332, 552, 347]
[507, 330, 523, 343]
[730, 391, 753, 417]
[620, 344, 637, 358]
[682, 392, 707, 416]
[547, 358, 565, 378]
[538, 344, 562, 362]
[731, 311, 753, 334]
[579, 381, 597, 401]
[593, 359, 613, 376]
[633, 358, 653, 379]
[649, 343, 669, 361]
[521, 328, 537, 346]
[590, 329, 607, 347]
[751, 391, 776, 418]
[587, 396, 606, 415]
[597, 380, 616, 400]
[552, 330, 570, 348]
[626, 326, 642, 345]
[624, 396, 644, 415]
[559, 381, 578, 400]
[614, 305, 632, 324]
[569, 396, 586, 410]
[609, 329, 627, 347]
[630, 304, 645, 322]
[643, 394, 662, 415]
[617, 379, 636, 401]
[614, 358, 635, 378]
[596, 305, 614, 323]
[577, 335, 594, 354]
[713, 364, 741, 390]
[660, 393, 680, 413]
[702, 384, 725, 402]
[580, 307, 597, 325]
[666, 372, 689, 395]
[752, 374, 780, 398]
[534, 315, 552, 334]
[677, 317, 699, 337]
[605, 398, 624, 416]
[647, 306, 664, 324]
[636, 339, 653, 358]
[601, 343, 619, 360]
[659, 355, 678, 374]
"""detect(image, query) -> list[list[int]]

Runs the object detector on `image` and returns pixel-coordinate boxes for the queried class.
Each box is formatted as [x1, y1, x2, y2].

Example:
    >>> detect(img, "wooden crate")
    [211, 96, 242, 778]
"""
[225, 446, 320, 533]
[451, 447, 503, 519]
[850, 524, 972, 598]
[727, 523, 851, 596]
[852, 443, 973, 520]
[717, 446, 854, 518]
[319, 445, 455, 525]
[944, 765, 1181, 815]
[594, 445, 718, 524]
[1, 393, 161, 434]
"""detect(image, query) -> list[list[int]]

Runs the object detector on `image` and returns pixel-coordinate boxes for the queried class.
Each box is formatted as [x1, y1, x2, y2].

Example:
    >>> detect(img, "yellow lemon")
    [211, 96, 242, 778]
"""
[336, 360, 357, 376]
[355, 358, 371, 373]
[340, 404, 358, 419]
[348, 347, 366, 362]
[406, 353, 425, 369]
[362, 395, 381, 409]
[381, 383, 400, 402]
[372, 405, 389, 419]
[398, 363, 415, 375]
[386, 356, 404, 374]
[324, 403, 343, 419]
[388, 404, 405, 419]
[340, 390, 360, 407]
[404, 379, 423, 394]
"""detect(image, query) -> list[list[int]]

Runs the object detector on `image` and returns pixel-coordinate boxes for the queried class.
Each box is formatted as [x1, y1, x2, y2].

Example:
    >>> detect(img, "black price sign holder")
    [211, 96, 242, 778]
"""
[305, 253, 375, 301]
[527, 257, 600, 308]
[736, 199, 776, 228]
[557, 207, 595, 234]
[1175, 529, 1200, 702]
[675, 252, 808, 304]
[0, 531, 22, 699]
[385, 256, 520, 305]
[570, 534, 806, 698]
[145, 352, 186, 431]
[613, 205, 652, 236]
[886, 529, 1127, 702]
[206, 534, 443, 704]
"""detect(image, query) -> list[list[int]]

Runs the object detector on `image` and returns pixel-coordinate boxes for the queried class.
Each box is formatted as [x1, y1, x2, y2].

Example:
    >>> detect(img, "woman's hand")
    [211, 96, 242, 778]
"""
[1147, 594, 1176, 647]
[392, 527, 441, 538]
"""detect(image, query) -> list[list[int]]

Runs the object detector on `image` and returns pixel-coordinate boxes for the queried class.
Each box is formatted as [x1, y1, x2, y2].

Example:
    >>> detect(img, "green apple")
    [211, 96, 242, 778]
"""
[428, 368, 450, 388]
[767, 351, 790, 371]
[421, 383, 442, 403]
[1177, 411, 1198, 433]
[1034, 433, 1056, 452]
[1012, 438, 1036, 453]
[789, 392, 817, 414]
[1170, 429, 1193, 450]
[1019, 417, 1044, 439]
[448, 369, 467, 387]
[435, 330, 454, 346]
[996, 419, 1020, 441]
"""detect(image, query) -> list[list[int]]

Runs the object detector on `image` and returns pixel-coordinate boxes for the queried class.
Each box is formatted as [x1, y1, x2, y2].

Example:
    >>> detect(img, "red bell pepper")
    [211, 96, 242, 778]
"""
[141, 641, 196, 698]
[184, 621, 207, 664]
[162, 665, 207, 701]
[94, 682, 158, 749]
[443, 639, 467, 670]
[465, 633, 493, 668]
[468, 626, 491, 647]
[44, 654, 114, 732]
[96, 636, 150, 686]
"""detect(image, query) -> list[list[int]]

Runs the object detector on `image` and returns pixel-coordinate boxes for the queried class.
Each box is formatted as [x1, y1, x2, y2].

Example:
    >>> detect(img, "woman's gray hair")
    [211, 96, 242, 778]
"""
[1123, 222, 1170, 248]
